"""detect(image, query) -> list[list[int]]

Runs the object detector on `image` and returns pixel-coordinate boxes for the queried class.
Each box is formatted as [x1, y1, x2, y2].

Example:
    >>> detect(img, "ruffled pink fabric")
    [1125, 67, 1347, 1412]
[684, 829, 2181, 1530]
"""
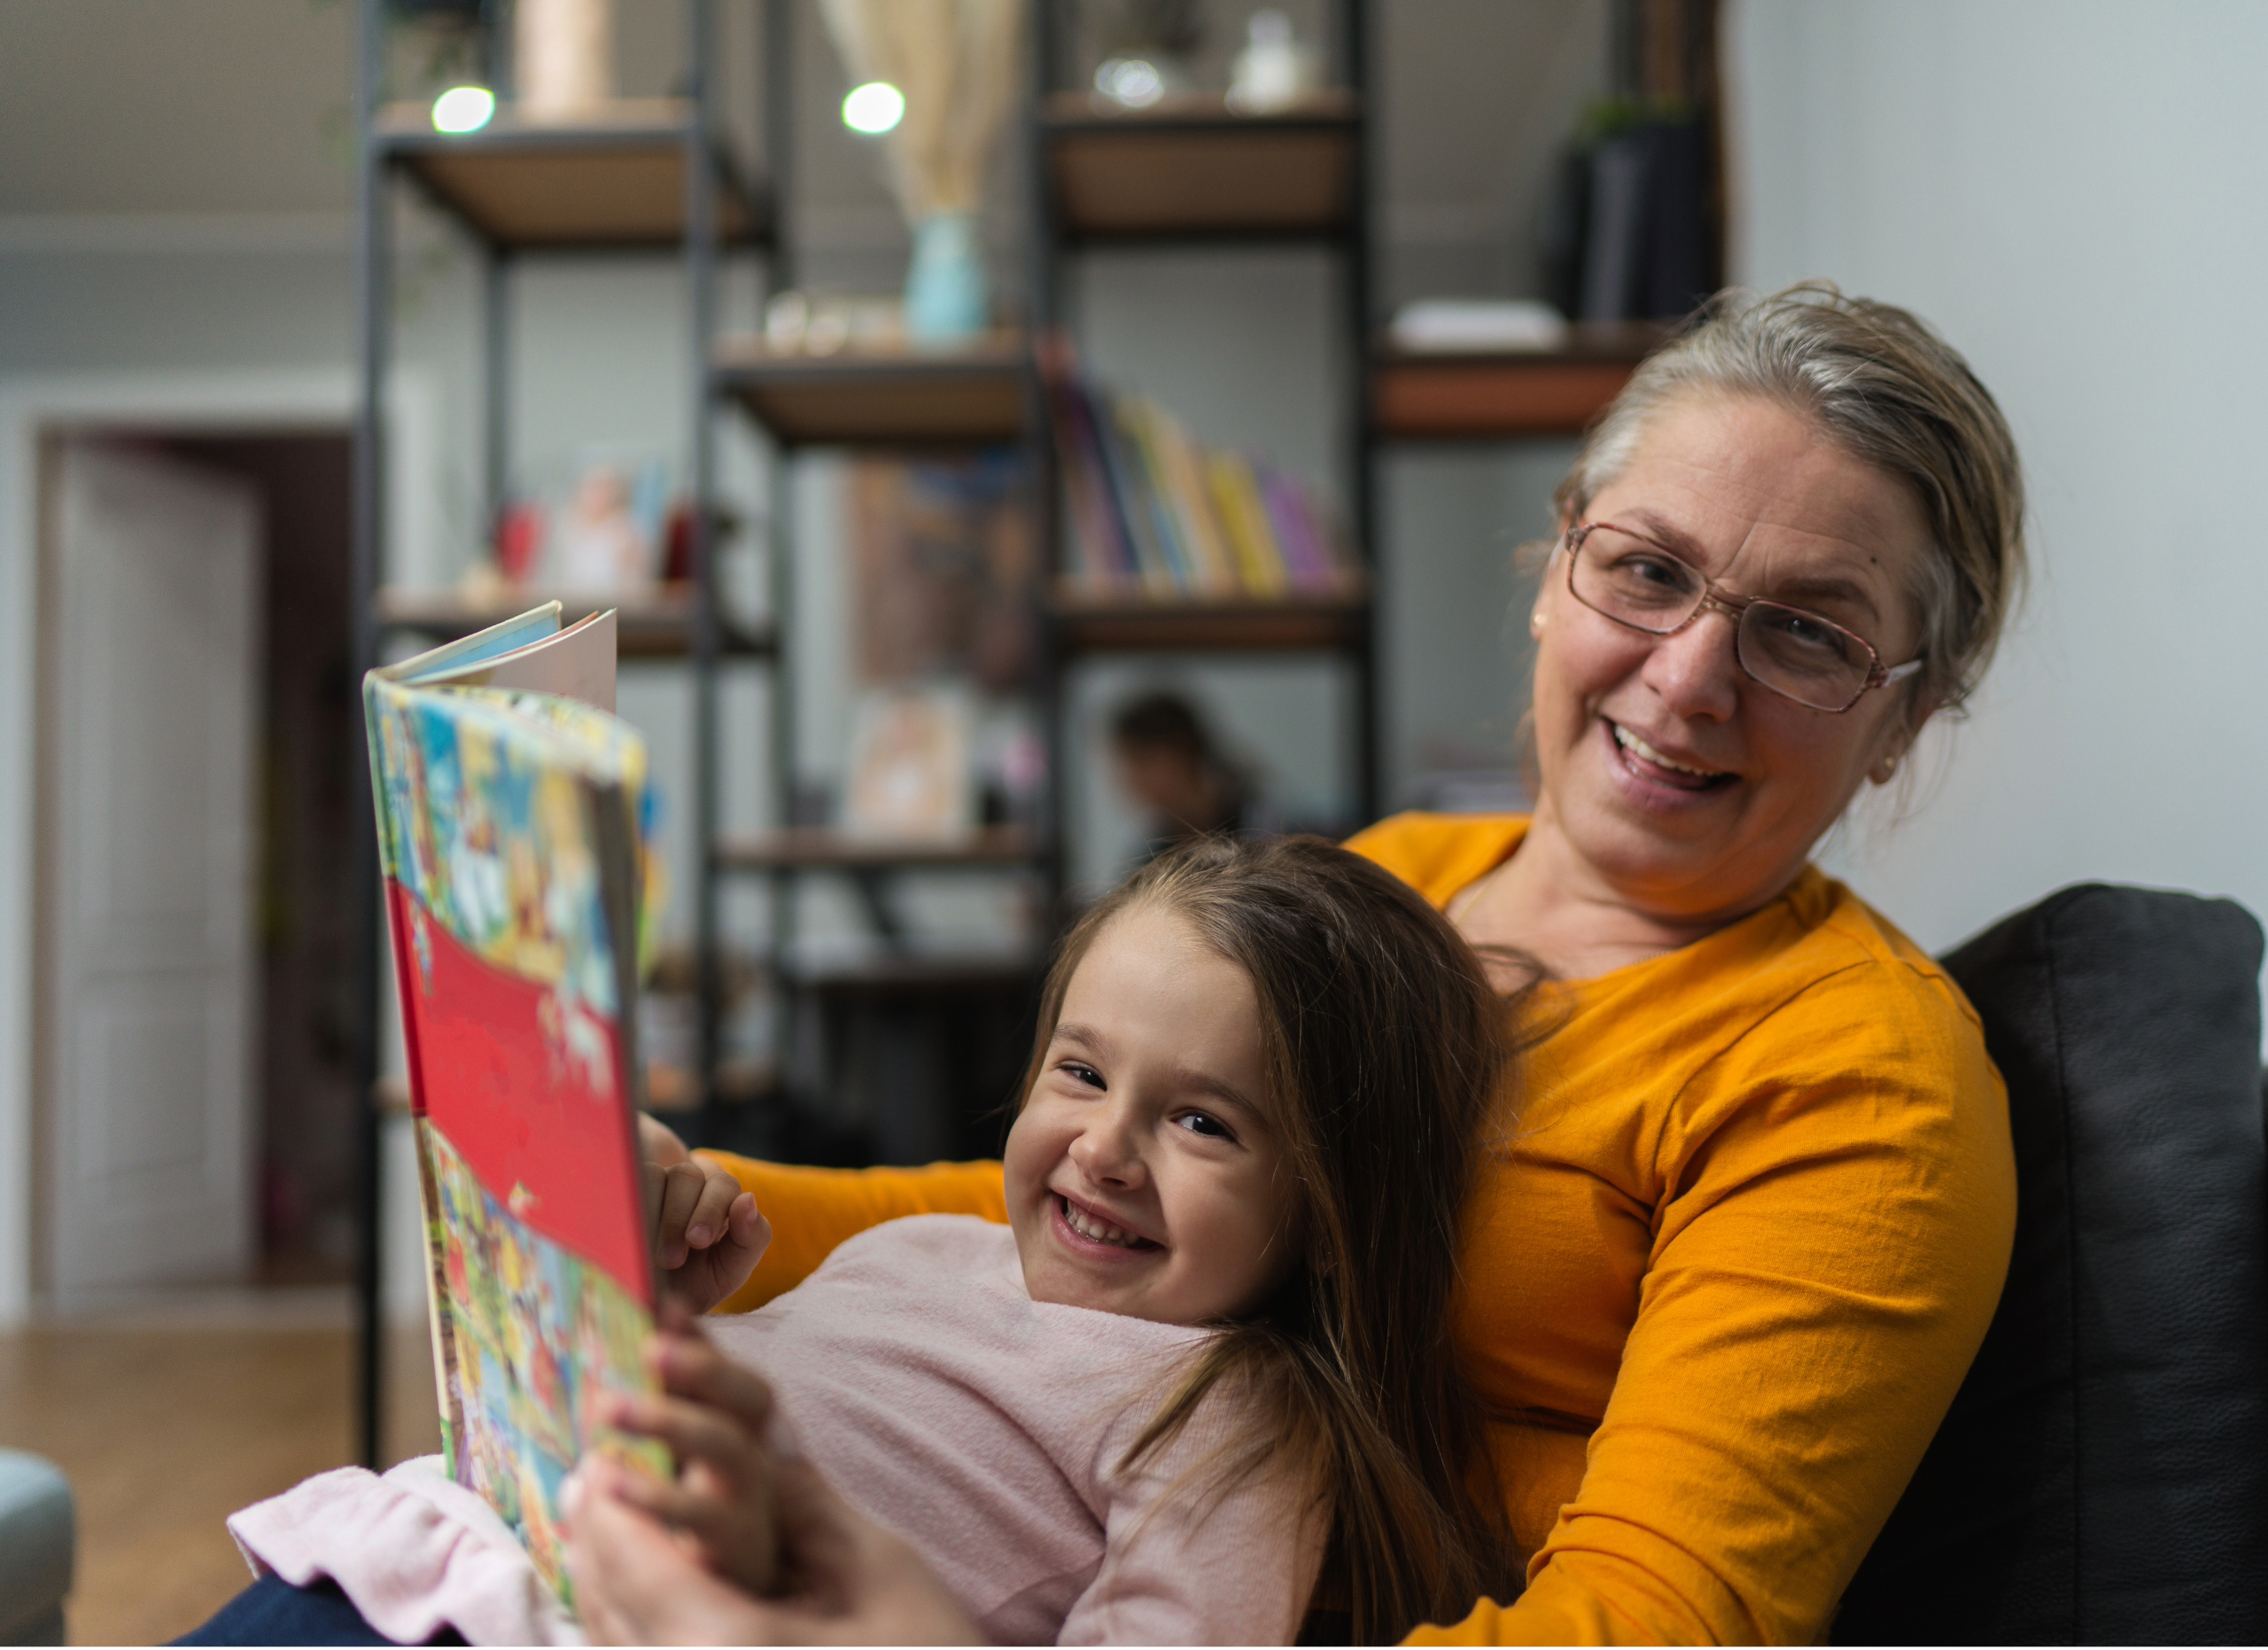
[227, 1455, 583, 1646]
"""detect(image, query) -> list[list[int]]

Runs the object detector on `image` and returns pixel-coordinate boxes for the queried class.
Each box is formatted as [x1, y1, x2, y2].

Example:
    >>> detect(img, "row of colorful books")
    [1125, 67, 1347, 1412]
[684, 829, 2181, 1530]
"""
[1042, 346, 1359, 600]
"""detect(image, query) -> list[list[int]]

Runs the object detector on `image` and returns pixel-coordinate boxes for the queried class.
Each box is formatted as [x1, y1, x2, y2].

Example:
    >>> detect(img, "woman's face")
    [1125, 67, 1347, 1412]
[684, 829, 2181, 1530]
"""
[1005, 903, 1296, 1326]
[1528, 393, 1936, 922]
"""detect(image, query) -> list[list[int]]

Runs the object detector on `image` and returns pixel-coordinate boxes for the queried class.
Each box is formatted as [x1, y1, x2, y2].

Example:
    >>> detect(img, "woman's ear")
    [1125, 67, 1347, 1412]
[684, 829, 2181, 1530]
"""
[1868, 693, 1939, 785]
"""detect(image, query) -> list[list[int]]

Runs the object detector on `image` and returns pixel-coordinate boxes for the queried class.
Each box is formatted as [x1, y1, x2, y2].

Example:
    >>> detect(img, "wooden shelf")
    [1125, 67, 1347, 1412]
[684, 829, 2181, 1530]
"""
[713, 335, 1030, 447]
[1043, 92, 1359, 242]
[1049, 585, 1369, 653]
[711, 826, 1041, 873]
[377, 100, 767, 251]
[375, 584, 775, 658]
[1372, 323, 1669, 440]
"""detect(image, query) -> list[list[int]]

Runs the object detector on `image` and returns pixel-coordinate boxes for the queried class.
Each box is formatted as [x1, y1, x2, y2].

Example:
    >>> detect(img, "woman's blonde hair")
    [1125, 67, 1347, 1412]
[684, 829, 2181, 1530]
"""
[1018, 836, 1525, 1642]
[1556, 282, 2027, 725]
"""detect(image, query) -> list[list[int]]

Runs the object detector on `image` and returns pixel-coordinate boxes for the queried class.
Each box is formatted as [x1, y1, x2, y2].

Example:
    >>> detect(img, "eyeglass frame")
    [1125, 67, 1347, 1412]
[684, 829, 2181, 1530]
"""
[1558, 519, 1925, 714]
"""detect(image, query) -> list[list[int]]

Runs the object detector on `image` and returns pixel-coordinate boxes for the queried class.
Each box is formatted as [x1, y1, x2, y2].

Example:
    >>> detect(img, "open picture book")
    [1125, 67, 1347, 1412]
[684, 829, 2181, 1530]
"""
[362, 603, 667, 1603]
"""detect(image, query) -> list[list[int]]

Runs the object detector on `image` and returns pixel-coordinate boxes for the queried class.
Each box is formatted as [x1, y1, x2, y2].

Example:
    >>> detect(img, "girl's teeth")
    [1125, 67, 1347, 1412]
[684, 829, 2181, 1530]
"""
[1613, 724, 1719, 777]
[1062, 1197, 1143, 1249]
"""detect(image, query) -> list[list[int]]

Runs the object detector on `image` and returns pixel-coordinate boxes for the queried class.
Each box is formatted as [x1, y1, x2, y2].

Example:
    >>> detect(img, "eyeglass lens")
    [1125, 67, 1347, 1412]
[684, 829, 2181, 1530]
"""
[1570, 526, 1876, 712]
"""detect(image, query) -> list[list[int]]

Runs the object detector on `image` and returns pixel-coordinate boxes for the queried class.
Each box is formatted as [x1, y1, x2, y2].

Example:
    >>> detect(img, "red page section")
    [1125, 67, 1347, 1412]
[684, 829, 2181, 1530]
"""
[389, 879, 650, 1303]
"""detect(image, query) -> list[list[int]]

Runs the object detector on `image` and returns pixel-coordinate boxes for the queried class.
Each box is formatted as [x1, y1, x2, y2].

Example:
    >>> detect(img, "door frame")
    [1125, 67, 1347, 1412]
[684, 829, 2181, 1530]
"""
[0, 365, 439, 1325]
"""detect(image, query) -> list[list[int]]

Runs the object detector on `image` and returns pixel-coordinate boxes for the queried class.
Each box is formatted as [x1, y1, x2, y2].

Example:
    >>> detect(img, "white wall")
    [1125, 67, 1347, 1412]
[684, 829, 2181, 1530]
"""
[1729, 2, 2268, 1023]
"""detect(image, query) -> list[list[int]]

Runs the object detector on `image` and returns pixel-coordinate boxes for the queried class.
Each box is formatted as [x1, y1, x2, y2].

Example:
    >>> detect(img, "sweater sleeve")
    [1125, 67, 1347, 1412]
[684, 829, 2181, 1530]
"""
[1406, 960, 2016, 1646]
[1059, 1397, 1328, 1646]
[697, 1156, 1008, 1313]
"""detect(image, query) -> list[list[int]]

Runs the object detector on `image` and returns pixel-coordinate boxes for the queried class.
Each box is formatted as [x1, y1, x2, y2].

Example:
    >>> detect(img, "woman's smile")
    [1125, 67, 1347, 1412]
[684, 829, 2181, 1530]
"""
[1604, 719, 1739, 799]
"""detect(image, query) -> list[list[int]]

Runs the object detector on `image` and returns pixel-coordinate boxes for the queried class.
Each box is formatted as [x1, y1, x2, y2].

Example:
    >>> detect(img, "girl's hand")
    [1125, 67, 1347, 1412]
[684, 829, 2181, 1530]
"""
[601, 1306, 783, 1596]
[641, 1114, 770, 1311]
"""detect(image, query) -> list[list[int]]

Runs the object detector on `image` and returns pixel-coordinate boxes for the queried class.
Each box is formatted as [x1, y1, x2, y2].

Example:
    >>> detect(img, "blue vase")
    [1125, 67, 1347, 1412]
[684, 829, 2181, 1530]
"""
[905, 212, 989, 344]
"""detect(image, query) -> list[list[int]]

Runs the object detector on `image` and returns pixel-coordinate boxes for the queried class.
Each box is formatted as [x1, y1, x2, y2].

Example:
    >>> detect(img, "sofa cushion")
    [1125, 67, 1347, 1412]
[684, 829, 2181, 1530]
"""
[0, 1450, 73, 1646]
[1836, 883, 2266, 1644]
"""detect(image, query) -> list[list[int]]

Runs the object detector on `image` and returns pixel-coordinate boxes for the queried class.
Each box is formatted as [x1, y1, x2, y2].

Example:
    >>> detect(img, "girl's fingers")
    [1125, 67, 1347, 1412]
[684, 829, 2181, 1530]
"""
[680, 1162, 744, 1252]
[650, 1160, 708, 1270]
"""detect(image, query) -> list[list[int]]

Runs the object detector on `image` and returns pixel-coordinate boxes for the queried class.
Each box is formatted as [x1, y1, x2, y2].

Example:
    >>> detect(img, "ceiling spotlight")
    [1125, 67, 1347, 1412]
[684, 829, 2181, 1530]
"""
[842, 81, 905, 136]
[431, 84, 496, 134]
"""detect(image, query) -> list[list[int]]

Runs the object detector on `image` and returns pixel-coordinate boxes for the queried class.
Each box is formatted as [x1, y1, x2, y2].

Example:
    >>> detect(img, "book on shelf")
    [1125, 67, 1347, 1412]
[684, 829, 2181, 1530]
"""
[1039, 339, 1359, 604]
[363, 602, 669, 1607]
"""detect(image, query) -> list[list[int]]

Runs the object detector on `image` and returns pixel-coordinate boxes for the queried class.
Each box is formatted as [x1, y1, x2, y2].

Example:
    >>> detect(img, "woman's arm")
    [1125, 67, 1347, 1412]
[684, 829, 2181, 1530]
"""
[1414, 964, 2017, 1646]
[696, 1154, 1009, 1312]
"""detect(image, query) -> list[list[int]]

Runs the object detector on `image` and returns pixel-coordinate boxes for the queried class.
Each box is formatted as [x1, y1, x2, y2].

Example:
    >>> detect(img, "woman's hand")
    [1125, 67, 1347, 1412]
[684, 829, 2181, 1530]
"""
[641, 1113, 770, 1311]
[599, 1307, 783, 1597]
[569, 1452, 983, 1646]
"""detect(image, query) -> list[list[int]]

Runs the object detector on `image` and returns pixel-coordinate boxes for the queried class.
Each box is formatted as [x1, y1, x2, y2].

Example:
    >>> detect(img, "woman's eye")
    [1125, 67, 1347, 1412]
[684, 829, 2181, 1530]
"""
[1057, 1062, 1105, 1090]
[1175, 1111, 1234, 1140]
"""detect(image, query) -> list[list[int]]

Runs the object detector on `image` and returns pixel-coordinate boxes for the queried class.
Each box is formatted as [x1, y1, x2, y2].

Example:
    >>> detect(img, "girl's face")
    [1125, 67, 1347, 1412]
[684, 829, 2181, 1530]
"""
[1005, 903, 1297, 1326]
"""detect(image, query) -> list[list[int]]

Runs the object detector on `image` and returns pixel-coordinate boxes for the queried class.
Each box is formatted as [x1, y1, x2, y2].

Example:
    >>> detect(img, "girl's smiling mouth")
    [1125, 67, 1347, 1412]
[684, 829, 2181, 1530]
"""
[1052, 1192, 1162, 1255]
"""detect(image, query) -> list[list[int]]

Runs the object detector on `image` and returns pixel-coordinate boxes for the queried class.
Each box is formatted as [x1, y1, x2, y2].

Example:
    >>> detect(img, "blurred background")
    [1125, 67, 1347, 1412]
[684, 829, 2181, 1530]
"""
[1, 0, 2264, 1639]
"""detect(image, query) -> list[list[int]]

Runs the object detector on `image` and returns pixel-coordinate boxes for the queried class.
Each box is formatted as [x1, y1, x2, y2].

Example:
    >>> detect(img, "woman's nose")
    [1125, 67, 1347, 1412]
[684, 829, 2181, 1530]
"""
[1642, 608, 1742, 720]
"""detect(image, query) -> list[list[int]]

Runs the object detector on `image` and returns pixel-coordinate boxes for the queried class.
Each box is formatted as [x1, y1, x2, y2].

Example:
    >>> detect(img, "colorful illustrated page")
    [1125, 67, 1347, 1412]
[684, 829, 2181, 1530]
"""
[366, 678, 664, 1606]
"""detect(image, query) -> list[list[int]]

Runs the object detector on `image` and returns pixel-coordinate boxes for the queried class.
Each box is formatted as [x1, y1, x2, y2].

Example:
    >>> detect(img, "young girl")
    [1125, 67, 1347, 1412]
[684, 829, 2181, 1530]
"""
[588, 835, 1524, 1646]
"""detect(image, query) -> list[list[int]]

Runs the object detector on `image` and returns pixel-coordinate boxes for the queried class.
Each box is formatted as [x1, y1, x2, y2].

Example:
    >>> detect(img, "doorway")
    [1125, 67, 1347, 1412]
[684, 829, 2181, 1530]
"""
[34, 427, 358, 1303]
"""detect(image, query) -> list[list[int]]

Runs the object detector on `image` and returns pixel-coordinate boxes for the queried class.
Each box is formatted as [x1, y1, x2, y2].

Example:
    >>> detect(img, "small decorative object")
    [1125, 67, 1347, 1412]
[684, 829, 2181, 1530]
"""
[1388, 299, 1572, 354]
[819, 0, 1026, 346]
[545, 457, 665, 593]
[494, 500, 546, 582]
[845, 685, 975, 840]
[1092, 0, 1199, 110]
[517, 0, 613, 122]
[1227, 9, 1317, 114]
[763, 290, 905, 355]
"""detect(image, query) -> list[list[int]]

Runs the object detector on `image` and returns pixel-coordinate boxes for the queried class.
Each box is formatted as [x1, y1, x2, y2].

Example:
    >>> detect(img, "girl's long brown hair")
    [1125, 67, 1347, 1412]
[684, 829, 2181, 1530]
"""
[1017, 835, 1524, 1642]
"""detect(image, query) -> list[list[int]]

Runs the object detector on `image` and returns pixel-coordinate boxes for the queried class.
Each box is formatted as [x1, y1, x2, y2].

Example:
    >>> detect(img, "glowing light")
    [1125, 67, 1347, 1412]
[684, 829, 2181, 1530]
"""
[431, 85, 496, 134]
[1094, 57, 1165, 108]
[842, 81, 905, 135]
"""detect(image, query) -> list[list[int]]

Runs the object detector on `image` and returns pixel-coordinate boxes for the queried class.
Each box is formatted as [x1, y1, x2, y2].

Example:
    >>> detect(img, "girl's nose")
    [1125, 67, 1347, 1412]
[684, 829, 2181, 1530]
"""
[1067, 1102, 1145, 1187]
[1642, 608, 1742, 721]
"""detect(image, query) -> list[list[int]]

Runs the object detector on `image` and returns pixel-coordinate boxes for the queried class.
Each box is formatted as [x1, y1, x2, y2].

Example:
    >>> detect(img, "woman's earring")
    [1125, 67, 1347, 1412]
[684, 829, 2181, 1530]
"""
[1529, 610, 1547, 636]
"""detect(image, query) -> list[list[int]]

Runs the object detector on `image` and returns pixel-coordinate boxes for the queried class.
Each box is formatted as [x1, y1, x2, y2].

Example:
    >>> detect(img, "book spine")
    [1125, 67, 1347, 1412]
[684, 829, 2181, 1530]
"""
[1048, 369, 1126, 586]
[1117, 399, 1196, 593]
[1069, 382, 1137, 584]
[1261, 469, 1331, 590]
[1150, 411, 1239, 596]
[1208, 452, 1290, 596]
[1093, 392, 1176, 594]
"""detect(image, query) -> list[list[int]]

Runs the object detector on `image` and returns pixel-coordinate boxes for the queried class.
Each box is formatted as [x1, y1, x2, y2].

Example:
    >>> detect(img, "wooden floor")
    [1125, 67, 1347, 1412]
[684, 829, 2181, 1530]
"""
[0, 1295, 443, 1646]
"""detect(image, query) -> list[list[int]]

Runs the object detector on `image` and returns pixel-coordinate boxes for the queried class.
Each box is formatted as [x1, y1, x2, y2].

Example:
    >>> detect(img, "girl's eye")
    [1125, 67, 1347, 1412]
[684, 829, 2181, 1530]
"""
[1058, 1061, 1105, 1090]
[1175, 1110, 1234, 1141]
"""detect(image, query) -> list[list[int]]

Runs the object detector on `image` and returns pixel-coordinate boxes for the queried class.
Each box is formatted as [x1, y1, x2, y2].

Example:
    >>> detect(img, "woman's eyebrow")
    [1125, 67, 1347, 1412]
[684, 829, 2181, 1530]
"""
[1620, 507, 1884, 621]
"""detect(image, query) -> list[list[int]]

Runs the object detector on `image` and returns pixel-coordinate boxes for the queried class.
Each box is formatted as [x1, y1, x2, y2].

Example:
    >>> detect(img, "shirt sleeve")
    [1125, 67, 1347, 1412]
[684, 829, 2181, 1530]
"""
[1407, 961, 2016, 1646]
[1059, 1395, 1328, 1647]
[697, 1156, 1008, 1313]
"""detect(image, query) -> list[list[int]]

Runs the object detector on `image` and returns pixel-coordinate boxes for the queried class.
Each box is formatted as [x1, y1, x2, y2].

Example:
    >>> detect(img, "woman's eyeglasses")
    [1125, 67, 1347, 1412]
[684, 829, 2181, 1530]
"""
[1562, 521, 1923, 713]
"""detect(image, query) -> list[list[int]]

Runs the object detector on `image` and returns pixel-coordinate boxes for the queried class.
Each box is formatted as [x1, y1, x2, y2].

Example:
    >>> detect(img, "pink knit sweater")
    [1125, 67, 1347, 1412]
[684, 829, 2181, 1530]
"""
[709, 1214, 1324, 1646]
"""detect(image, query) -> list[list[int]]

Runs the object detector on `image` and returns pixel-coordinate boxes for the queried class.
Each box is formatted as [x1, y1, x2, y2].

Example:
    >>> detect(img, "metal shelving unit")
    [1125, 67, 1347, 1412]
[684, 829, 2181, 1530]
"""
[1030, 3, 1381, 857]
[348, 0, 778, 1467]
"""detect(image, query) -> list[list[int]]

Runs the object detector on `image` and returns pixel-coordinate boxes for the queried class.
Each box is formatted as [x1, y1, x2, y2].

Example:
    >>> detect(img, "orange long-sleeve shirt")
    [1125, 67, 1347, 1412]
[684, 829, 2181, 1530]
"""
[705, 813, 2015, 1645]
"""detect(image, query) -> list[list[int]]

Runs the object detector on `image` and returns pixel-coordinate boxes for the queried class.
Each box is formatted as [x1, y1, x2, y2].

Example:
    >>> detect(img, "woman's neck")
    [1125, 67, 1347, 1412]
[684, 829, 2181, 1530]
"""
[1448, 803, 1790, 983]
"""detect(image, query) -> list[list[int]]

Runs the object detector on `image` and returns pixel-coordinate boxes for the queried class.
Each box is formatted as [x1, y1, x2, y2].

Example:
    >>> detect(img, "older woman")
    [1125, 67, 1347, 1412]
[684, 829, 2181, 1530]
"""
[596, 284, 2025, 1646]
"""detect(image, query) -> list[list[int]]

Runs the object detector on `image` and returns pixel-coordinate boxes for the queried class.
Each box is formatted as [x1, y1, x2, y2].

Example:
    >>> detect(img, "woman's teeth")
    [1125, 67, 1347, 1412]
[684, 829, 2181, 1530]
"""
[1060, 1196, 1153, 1249]
[1613, 723, 1726, 780]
